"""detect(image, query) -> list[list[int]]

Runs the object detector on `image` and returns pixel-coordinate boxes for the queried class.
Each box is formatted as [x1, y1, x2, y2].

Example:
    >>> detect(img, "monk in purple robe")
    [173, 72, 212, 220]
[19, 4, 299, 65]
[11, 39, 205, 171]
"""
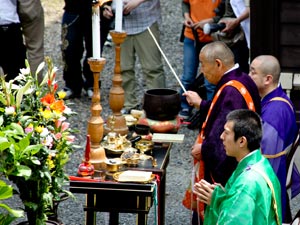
[183, 41, 261, 224]
[250, 55, 299, 222]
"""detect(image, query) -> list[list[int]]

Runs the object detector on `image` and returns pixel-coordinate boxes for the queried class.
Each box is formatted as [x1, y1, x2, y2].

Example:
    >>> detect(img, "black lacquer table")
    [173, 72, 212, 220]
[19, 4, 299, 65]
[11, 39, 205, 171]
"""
[69, 143, 171, 225]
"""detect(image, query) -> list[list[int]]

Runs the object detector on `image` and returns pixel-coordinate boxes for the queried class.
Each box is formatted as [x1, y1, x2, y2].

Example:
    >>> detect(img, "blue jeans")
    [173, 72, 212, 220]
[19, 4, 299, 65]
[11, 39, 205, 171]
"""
[61, 11, 93, 94]
[180, 37, 215, 112]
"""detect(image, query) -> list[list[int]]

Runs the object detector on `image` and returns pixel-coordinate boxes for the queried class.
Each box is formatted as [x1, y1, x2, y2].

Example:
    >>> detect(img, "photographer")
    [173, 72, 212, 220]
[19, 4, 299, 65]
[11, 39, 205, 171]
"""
[178, 0, 222, 120]
[204, 0, 250, 73]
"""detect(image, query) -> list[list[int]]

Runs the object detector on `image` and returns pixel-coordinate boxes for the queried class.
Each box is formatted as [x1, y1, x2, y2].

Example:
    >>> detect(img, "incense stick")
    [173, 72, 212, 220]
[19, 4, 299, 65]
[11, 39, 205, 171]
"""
[147, 27, 187, 93]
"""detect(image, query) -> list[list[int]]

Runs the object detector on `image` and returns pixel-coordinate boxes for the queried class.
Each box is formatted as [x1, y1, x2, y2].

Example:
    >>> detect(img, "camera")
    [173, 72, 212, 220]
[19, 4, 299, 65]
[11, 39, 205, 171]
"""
[203, 23, 226, 35]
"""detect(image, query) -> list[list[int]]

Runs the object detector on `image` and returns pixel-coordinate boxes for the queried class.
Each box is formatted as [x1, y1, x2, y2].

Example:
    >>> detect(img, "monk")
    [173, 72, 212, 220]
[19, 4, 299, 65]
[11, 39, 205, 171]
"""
[182, 41, 261, 224]
[194, 109, 281, 225]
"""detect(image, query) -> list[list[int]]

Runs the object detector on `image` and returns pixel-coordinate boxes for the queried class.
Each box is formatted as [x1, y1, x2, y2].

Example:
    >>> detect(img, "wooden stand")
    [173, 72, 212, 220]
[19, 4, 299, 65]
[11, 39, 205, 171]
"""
[87, 58, 107, 165]
[104, 31, 128, 136]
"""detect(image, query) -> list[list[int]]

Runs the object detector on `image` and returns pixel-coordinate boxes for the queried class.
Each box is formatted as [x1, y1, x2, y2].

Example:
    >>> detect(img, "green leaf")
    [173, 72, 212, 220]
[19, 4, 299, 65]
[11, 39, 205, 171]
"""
[19, 115, 32, 123]
[44, 171, 51, 182]
[22, 144, 43, 156]
[0, 94, 7, 106]
[35, 62, 45, 81]
[0, 137, 10, 151]
[24, 59, 30, 69]
[9, 123, 24, 135]
[0, 180, 13, 200]
[31, 159, 41, 165]
[40, 69, 49, 87]
[0, 213, 18, 225]
[14, 165, 32, 179]
[0, 203, 24, 218]
[18, 135, 30, 151]
[16, 80, 32, 108]
[0, 115, 3, 127]
[0, 180, 24, 220]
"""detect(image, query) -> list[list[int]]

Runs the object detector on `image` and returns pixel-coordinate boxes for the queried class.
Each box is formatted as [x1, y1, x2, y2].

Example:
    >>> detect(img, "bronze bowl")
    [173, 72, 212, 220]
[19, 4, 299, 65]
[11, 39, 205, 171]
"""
[143, 88, 180, 121]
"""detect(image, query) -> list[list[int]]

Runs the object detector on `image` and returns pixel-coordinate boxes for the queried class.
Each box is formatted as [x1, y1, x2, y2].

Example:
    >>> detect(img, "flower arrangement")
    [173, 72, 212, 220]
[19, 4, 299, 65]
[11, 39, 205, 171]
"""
[0, 57, 77, 225]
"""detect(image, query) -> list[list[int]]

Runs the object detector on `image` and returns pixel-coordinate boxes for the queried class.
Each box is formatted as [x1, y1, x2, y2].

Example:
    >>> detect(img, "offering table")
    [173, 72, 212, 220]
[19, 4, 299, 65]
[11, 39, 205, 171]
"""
[69, 143, 171, 225]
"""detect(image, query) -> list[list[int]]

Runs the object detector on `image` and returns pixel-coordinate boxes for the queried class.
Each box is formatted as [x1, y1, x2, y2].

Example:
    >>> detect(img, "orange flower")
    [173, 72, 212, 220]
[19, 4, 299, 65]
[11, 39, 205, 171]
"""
[51, 100, 66, 113]
[41, 94, 55, 106]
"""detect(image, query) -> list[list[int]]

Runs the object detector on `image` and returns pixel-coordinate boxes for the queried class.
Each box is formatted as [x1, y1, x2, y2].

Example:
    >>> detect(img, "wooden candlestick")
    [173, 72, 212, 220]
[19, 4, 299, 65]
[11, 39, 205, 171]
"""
[104, 30, 128, 136]
[87, 57, 106, 145]
[87, 58, 107, 168]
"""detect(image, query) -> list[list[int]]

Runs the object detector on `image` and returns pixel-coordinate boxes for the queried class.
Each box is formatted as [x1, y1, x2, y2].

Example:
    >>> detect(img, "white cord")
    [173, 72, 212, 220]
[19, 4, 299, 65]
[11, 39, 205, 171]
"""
[147, 27, 187, 93]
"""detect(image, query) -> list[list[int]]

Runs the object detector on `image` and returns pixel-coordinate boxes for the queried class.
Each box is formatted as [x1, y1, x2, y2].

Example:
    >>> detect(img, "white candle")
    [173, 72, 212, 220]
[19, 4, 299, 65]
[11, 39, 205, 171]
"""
[115, 0, 123, 32]
[92, 5, 101, 59]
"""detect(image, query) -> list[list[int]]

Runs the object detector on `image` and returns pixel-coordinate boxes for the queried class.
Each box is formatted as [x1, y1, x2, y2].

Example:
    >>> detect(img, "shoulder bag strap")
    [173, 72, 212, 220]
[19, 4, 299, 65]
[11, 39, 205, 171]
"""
[251, 167, 281, 225]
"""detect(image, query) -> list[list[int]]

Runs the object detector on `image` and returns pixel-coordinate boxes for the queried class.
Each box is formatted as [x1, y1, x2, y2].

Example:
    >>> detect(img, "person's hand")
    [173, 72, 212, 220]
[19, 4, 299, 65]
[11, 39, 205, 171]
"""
[182, 90, 202, 109]
[183, 13, 193, 28]
[123, 0, 143, 15]
[191, 143, 202, 160]
[220, 18, 239, 34]
[102, 5, 113, 19]
[193, 18, 213, 30]
[193, 179, 216, 205]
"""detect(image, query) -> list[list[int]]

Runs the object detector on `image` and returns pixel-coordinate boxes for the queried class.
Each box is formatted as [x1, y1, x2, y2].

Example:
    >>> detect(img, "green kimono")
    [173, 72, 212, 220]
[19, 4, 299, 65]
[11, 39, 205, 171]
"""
[204, 150, 282, 225]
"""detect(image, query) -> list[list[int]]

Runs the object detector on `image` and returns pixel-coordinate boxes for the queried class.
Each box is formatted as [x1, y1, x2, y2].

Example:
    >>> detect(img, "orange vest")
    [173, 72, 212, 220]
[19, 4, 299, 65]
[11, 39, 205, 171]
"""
[183, 0, 221, 42]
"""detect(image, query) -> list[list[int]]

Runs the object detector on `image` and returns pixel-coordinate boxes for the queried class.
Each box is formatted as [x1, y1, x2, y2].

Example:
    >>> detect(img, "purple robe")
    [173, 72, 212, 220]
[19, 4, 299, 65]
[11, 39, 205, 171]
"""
[199, 68, 261, 186]
[260, 85, 299, 221]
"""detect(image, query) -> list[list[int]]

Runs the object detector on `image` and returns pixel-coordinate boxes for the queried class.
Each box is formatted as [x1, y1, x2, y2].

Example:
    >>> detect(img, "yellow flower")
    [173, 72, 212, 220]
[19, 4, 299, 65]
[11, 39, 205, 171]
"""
[27, 124, 33, 128]
[35, 125, 44, 133]
[57, 90, 66, 99]
[47, 155, 55, 170]
[42, 109, 52, 119]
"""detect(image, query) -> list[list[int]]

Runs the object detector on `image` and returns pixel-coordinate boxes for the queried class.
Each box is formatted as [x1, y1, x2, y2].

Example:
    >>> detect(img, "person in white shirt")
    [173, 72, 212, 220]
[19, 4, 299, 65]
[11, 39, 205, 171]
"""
[0, 0, 26, 80]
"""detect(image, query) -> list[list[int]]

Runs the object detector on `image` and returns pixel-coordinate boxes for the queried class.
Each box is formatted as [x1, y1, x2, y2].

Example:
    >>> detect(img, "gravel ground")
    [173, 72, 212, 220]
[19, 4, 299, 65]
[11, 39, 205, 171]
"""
[10, 0, 195, 224]
[6, 0, 300, 224]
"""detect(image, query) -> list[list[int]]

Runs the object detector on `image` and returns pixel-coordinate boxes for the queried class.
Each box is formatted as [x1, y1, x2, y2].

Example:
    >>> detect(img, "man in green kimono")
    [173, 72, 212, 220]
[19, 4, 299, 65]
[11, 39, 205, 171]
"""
[194, 109, 282, 225]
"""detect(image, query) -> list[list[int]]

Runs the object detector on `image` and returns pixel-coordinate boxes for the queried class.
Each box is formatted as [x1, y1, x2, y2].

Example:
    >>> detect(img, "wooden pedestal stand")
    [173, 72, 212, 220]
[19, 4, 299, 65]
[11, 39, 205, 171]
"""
[104, 31, 128, 136]
[87, 58, 107, 169]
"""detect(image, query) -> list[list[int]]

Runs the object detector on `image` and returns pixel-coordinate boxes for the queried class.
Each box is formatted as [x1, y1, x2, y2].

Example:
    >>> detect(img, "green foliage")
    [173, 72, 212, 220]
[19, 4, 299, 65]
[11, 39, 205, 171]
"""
[0, 58, 77, 224]
[0, 180, 24, 224]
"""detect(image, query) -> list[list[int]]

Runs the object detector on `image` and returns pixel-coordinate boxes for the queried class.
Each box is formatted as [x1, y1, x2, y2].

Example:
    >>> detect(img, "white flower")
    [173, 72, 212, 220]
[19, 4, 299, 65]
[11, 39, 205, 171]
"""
[40, 127, 50, 137]
[63, 106, 73, 115]
[23, 87, 35, 95]
[42, 135, 53, 147]
[19, 67, 31, 76]
[5, 106, 15, 115]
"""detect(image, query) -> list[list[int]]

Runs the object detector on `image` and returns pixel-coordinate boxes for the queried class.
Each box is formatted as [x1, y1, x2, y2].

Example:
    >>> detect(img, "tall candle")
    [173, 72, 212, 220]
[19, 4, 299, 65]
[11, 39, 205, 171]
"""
[92, 5, 101, 59]
[115, 0, 123, 32]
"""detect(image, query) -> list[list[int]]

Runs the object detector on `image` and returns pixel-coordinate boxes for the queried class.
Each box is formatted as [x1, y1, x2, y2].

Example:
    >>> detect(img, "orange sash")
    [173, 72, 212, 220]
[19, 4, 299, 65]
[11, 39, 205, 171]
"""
[182, 80, 256, 220]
